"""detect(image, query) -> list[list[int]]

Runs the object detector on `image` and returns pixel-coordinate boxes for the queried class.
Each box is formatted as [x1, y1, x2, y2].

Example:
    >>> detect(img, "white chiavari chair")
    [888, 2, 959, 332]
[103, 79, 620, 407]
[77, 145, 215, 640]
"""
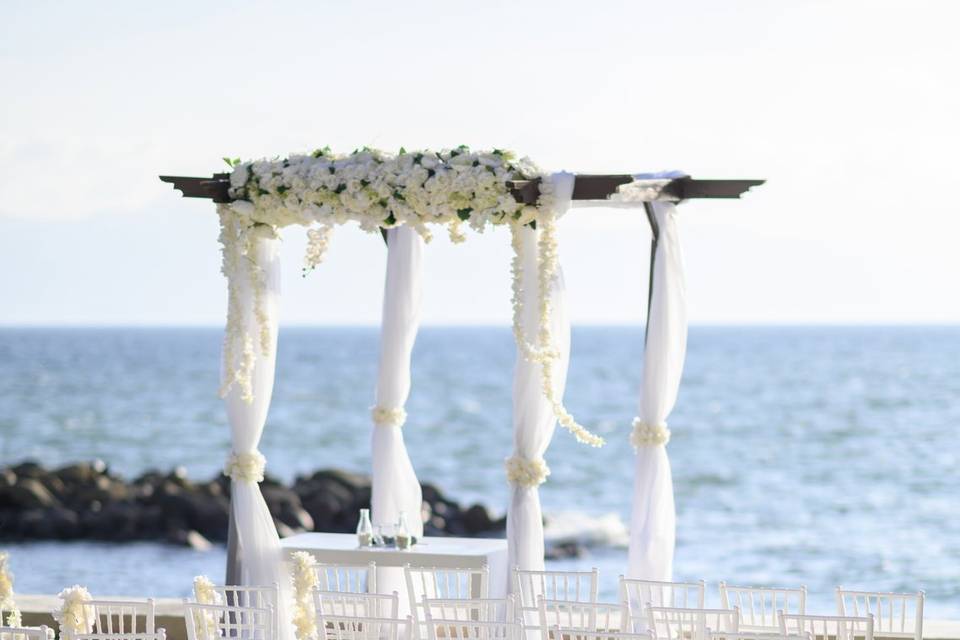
[317, 615, 410, 640]
[405, 565, 489, 640]
[619, 578, 705, 633]
[778, 612, 874, 640]
[836, 589, 923, 640]
[183, 602, 273, 640]
[0, 627, 55, 640]
[718, 584, 806, 632]
[646, 605, 740, 640]
[313, 563, 377, 594]
[551, 626, 655, 640]
[313, 590, 400, 622]
[537, 598, 628, 639]
[513, 568, 599, 634]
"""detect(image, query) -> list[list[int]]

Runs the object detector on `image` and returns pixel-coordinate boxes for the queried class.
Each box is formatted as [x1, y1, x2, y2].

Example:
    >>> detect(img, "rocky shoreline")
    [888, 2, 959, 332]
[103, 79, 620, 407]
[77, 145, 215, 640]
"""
[0, 460, 506, 550]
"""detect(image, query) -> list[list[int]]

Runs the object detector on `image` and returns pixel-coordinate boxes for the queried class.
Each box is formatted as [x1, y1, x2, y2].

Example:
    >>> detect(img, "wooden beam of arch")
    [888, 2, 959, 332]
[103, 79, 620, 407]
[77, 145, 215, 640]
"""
[158, 173, 765, 204]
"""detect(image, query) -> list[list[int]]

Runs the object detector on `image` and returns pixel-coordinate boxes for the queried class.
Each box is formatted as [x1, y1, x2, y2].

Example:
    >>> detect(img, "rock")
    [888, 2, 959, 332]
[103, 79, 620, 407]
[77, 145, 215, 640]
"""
[262, 485, 314, 532]
[462, 504, 494, 535]
[545, 540, 583, 560]
[167, 528, 212, 550]
[48, 507, 81, 539]
[55, 461, 104, 485]
[12, 461, 46, 479]
[0, 478, 60, 509]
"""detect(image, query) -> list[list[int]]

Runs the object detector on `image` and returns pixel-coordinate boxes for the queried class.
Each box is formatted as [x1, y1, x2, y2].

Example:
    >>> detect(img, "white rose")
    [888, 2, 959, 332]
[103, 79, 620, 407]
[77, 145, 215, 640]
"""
[230, 164, 250, 188]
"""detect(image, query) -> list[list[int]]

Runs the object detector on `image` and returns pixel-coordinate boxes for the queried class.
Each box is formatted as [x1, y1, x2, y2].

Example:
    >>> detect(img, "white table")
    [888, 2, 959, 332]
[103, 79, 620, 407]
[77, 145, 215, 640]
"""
[281, 532, 509, 600]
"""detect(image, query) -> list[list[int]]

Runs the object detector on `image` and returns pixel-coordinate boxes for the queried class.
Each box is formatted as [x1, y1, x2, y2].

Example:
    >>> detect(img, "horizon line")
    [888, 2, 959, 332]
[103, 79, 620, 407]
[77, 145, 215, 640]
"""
[2, 321, 960, 329]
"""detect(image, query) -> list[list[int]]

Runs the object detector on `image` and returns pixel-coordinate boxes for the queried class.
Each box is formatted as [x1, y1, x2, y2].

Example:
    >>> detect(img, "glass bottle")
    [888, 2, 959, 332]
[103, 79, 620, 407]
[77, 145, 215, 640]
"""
[356, 508, 373, 547]
[395, 511, 412, 550]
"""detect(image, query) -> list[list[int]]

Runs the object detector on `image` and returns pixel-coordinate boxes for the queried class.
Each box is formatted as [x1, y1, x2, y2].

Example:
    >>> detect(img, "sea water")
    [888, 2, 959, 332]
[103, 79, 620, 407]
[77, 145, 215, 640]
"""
[0, 326, 958, 615]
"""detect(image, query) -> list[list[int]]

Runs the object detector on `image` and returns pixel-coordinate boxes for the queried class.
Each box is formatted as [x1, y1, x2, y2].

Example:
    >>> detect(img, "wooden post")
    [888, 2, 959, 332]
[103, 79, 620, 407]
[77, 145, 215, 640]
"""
[225, 503, 242, 587]
[643, 202, 660, 345]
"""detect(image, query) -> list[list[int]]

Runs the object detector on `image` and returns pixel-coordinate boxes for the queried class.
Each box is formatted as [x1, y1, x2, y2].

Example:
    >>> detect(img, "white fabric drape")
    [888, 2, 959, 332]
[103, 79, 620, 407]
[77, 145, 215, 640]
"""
[221, 232, 292, 640]
[371, 225, 424, 615]
[371, 225, 425, 535]
[627, 202, 687, 580]
[506, 172, 575, 578]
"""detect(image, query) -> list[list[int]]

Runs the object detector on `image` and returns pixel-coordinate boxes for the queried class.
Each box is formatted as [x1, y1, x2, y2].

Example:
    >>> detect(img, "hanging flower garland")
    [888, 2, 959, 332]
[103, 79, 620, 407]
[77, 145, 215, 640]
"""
[53, 585, 94, 637]
[217, 146, 603, 446]
[0, 552, 21, 627]
[192, 576, 224, 639]
[289, 551, 318, 640]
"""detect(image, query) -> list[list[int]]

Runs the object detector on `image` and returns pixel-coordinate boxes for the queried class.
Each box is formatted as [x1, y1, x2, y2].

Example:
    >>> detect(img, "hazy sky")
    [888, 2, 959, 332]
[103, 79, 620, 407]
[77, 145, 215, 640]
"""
[2, 1, 958, 326]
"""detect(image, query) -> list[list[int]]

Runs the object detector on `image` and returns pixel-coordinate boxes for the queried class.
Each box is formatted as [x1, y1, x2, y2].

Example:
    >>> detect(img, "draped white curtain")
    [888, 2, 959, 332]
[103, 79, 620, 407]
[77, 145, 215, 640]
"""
[506, 172, 575, 578]
[371, 225, 425, 535]
[371, 225, 424, 613]
[627, 201, 687, 580]
[221, 230, 293, 639]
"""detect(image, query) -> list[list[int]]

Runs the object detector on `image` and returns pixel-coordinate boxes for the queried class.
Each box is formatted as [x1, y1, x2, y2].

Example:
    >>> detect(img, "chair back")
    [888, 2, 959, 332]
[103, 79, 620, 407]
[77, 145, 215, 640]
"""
[538, 598, 628, 634]
[74, 633, 166, 640]
[208, 584, 279, 611]
[405, 565, 489, 639]
[313, 590, 399, 621]
[707, 632, 807, 640]
[779, 612, 875, 640]
[313, 563, 377, 594]
[316, 615, 409, 640]
[423, 598, 513, 623]
[719, 584, 806, 632]
[513, 568, 599, 626]
[619, 578, 704, 632]
[87, 600, 156, 636]
[551, 628, 654, 640]
[0, 627, 55, 640]
[204, 584, 279, 639]
[183, 602, 273, 640]
[646, 606, 739, 640]
[836, 589, 923, 640]
[423, 619, 519, 640]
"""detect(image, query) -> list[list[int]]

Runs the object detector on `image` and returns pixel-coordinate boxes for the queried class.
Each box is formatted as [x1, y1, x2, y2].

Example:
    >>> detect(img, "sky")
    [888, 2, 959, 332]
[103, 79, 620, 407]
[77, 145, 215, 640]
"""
[1, 1, 958, 326]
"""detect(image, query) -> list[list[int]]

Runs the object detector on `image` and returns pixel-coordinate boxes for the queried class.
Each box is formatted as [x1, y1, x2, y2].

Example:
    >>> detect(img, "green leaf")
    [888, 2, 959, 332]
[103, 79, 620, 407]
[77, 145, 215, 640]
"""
[457, 208, 472, 221]
[384, 213, 397, 225]
[222, 157, 236, 168]
[399, 147, 407, 154]
[276, 185, 288, 194]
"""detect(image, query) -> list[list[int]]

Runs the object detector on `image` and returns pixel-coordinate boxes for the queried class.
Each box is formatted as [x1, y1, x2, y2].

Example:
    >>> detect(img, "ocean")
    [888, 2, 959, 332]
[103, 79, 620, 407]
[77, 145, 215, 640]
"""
[0, 326, 958, 616]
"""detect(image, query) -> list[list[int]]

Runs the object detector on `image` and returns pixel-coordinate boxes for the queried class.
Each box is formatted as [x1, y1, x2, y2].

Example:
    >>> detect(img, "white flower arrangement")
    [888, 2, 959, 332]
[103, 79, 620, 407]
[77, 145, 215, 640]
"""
[217, 146, 603, 448]
[0, 552, 21, 627]
[192, 576, 224, 640]
[53, 585, 94, 637]
[630, 418, 671, 448]
[504, 455, 551, 487]
[223, 450, 267, 483]
[289, 551, 318, 640]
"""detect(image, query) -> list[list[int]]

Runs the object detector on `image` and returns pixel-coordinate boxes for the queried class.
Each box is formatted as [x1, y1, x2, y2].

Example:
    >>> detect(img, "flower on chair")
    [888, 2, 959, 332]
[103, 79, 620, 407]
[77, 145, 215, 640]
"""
[290, 552, 318, 640]
[54, 585, 94, 637]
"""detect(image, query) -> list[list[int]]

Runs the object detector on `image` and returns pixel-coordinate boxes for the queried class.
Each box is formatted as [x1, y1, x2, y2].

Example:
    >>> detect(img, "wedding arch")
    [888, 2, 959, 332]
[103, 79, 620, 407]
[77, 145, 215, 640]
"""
[160, 147, 763, 598]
